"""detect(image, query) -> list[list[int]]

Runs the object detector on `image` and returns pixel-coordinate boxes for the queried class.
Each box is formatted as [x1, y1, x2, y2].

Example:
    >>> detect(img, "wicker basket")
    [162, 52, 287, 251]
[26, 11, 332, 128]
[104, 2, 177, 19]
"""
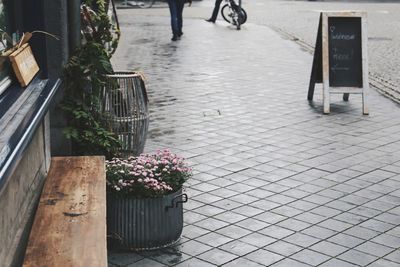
[101, 71, 149, 156]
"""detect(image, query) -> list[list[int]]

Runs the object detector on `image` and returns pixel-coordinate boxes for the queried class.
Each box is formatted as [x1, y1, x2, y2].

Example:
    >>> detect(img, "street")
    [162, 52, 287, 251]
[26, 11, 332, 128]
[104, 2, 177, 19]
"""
[109, 1, 400, 266]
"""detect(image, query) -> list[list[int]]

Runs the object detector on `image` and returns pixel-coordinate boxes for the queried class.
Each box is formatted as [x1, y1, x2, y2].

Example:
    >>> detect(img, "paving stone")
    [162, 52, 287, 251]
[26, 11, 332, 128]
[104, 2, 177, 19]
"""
[328, 233, 365, 248]
[127, 258, 165, 267]
[108, 252, 144, 266]
[175, 258, 216, 267]
[194, 218, 229, 231]
[309, 241, 348, 257]
[270, 258, 311, 267]
[109, 8, 400, 267]
[338, 250, 378, 266]
[384, 250, 400, 263]
[368, 259, 400, 267]
[239, 232, 276, 248]
[259, 225, 295, 239]
[220, 240, 259, 256]
[371, 234, 400, 249]
[318, 258, 358, 267]
[290, 249, 330, 266]
[197, 248, 238, 266]
[216, 225, 252, 239]
[301, 225, 338, 240]
[284, 233, 320, 248]
[245, 249, 284, 266]
[222, 258, 263, 267]
[178, 240, 213, 256]
[355, 241, 394, 257]
[196, 232, 233, 248]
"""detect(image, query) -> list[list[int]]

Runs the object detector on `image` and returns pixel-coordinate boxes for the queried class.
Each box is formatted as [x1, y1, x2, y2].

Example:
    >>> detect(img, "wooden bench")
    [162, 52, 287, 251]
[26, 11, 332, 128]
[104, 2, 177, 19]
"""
[23, 156, 107, 267]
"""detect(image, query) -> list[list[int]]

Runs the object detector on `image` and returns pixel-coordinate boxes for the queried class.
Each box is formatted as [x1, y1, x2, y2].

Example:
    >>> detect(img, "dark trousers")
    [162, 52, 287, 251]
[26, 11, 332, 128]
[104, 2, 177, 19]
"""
[210, 0, 223, 21]
[167, 0, 185, 36]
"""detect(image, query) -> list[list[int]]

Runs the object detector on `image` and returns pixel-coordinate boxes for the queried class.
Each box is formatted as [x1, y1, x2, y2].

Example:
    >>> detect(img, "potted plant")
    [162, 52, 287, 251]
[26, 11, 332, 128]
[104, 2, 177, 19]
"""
[106, 149, 192, 251]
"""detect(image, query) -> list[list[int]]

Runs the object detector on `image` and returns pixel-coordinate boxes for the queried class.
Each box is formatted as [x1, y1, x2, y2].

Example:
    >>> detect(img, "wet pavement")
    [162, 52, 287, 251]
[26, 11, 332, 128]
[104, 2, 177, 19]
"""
[109, 4, 400, 267]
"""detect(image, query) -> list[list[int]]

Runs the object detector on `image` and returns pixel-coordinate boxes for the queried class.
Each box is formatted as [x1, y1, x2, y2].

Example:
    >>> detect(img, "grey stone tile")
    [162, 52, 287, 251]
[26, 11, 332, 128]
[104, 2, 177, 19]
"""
[301, 225, 338, 240]
[127, 258, 165, 267]
[338, 250, 378, 266]
[277, 218, 312, 232]
[175, 258, 216, 267]
[194, 218, 229, 231]
[239, 232, 276, 248]
[196, 232, 233, 248]
[108, 252, 144, 266]
[295, 212, 326, 224]
[259, 225, 295, 239]
[216, 225, 252, 239]
[318, 258, 358, 267]
[371, 234, 400, 249]
[249, 199, 281, 211]
[231, 205, 264, 217]
[290, 249, 330, 266]
[193, 205, 225, 217]
[384, 250, 400, 263]
[309, 241, 348, 257]
[235, 218, 270, 231]
[355, 241, 394, 257]
[184, 211, 208, 224]
[210, 199, 243, 211]
[328, 233, 365, 248]
[254, 211, 287, 224]
[244, 249, 284, 266]
[359, 219, 395, 233]
[197, 248, 238, 266]
[178, 240, 213, 256]
[223, 258, 263, 267]
[284, 233, 320, 248]
[368, 259, 400, 267]
[265, 240, 303, 257]
[343, 226, 380, 240]
[317, 219, 353, 232]
[219, 240, 259, 256]
[214, 211, 247, 224]
[271, 206, 304, 217]
[270, 258, 311, 267]
[182, 225, 209, 239]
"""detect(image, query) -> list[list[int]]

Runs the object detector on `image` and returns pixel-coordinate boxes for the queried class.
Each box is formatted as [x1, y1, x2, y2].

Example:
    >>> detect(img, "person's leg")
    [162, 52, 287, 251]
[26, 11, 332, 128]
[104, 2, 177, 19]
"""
[167, 0, 179, 40]
[177, 0, 185, 36]
[207, 0, 223, 22]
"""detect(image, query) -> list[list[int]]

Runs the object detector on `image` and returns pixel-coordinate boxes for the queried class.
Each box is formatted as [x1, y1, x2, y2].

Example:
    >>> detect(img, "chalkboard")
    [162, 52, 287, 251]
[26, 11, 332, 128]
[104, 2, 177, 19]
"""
[328, 17, 362, 87]
[307, 12, 369, 115]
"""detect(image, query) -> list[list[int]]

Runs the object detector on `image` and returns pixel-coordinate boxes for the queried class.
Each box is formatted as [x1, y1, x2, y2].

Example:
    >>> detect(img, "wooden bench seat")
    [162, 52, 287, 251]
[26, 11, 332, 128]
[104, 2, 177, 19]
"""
[23, 156, 107, 267]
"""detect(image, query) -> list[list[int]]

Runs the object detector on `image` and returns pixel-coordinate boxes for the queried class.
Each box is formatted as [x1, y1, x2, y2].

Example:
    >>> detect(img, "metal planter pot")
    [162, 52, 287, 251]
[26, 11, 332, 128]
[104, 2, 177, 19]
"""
[107, 189, 188, 251]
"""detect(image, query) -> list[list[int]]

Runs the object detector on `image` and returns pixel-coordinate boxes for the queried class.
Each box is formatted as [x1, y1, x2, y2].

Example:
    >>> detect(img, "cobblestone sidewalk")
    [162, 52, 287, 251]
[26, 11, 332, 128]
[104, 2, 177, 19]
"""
[109, 12, 400, 267]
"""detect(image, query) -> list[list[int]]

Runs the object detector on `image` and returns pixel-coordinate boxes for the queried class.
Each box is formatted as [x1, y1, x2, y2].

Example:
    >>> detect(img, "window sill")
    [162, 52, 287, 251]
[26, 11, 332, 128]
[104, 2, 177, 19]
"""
[0, 77, 61, 193]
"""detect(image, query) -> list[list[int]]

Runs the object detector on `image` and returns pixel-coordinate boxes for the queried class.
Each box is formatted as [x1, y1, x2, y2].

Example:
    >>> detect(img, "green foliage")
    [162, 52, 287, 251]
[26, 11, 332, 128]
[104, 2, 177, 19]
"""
[62, 0, 121, 158]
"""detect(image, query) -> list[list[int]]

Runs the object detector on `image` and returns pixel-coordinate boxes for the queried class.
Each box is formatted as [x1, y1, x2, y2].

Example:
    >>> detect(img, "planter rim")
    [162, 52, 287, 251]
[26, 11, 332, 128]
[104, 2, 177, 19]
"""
[107, 187, 184, 200]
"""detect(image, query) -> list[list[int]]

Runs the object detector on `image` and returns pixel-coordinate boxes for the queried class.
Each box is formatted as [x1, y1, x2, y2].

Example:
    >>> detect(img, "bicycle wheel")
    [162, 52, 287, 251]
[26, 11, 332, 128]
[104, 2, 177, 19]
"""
[239, 7, 247, 25]
[221, 4, 233, 24]
[137, 0, 155, 8]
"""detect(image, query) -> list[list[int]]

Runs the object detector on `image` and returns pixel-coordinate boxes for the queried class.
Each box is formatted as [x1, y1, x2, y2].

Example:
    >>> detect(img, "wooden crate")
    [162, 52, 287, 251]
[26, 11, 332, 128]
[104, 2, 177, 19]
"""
[9, 43, 39, 87]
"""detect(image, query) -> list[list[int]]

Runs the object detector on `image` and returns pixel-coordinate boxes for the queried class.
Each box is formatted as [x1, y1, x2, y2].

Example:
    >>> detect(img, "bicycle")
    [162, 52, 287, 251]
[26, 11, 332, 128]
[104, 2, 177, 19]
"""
[221, 0, 247, 30]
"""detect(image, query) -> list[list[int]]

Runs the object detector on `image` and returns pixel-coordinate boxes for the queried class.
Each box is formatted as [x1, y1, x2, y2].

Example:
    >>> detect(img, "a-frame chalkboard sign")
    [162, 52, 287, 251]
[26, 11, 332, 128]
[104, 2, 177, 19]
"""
[308, 12, 369, 115]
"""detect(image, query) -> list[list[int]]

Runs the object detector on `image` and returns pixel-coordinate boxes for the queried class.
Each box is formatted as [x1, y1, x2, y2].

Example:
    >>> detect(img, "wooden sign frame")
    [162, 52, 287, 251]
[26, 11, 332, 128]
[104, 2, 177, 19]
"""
[308, 12, 369, 115]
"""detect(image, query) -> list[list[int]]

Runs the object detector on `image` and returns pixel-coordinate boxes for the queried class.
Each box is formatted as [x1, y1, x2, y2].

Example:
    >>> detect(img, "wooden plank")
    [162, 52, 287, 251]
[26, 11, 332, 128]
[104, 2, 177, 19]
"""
[23, 156, 107, 267]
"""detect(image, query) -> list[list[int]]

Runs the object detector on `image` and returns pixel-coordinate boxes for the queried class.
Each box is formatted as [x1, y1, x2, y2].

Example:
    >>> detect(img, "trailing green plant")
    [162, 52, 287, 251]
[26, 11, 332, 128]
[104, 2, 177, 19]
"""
[62, 0, 121, 158]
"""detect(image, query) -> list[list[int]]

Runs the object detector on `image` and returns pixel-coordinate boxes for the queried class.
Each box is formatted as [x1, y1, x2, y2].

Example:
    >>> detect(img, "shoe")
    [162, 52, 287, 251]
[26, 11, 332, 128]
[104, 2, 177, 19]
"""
[205, 18, 215, 23]
[171, 35, 179, 41]
[178, 32, 183, 37]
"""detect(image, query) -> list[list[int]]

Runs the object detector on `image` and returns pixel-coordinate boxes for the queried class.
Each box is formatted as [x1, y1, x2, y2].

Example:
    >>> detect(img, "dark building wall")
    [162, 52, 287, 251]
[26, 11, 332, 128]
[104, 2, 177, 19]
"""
[0, 0, 79, 265]
[0, 115, 50, 267]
